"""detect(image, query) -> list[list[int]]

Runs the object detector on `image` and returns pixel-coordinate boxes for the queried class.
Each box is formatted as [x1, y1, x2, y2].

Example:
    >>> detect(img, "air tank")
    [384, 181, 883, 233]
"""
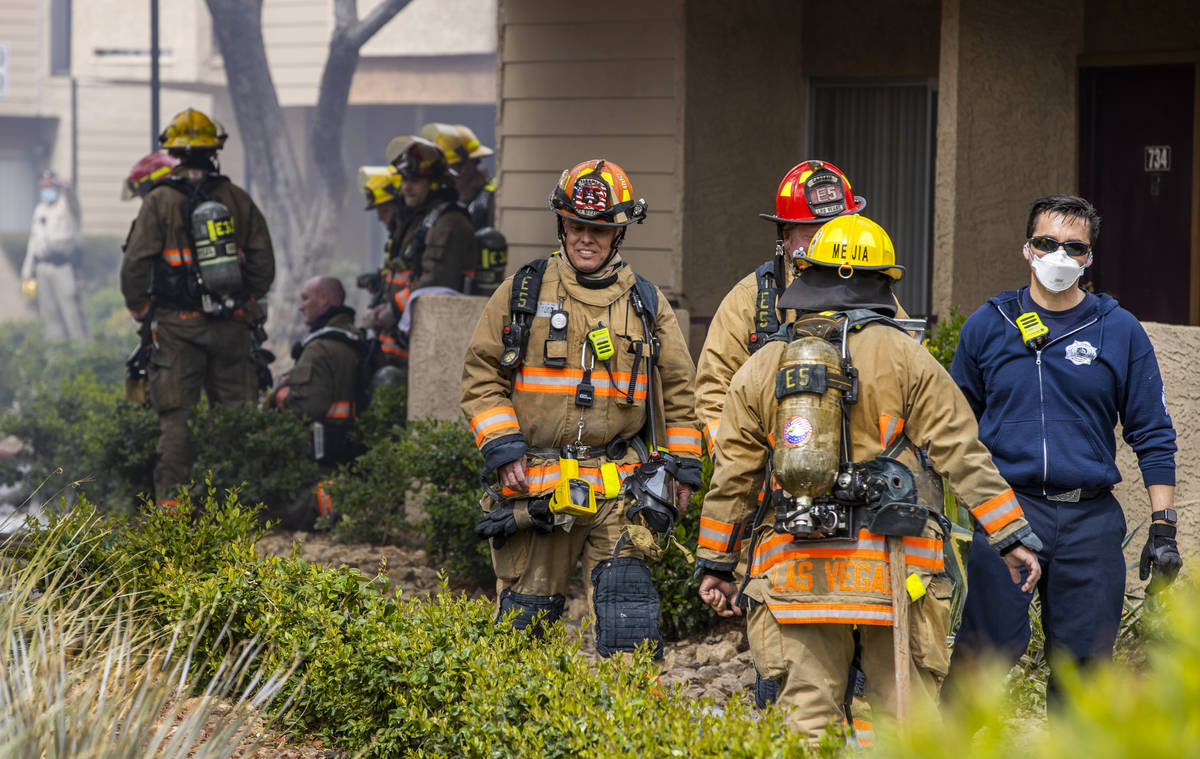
[772, 336, 843, 505]
[192, 200, 243, 299]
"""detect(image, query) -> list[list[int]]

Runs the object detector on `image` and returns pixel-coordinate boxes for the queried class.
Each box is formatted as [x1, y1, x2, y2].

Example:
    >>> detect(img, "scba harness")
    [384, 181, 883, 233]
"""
[758, 310, 947, 542]
[402, 199, 507, 296]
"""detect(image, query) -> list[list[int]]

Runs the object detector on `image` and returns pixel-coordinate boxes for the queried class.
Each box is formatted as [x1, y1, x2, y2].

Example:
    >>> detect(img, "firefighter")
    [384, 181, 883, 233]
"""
[356, 165, 409, 368]
[270, 276, 363, 529]
[695, 214, 1042, 741]
[120, 107, 275, 508]
[366, 137, 477, 361]
[21, 171, 87, 340]
[461, 159, 703, 656]
[418, 123, 508, 296]
[696, 160, 873, 459]
[418, 122, 497, 229]
[694, 160, 888, 711]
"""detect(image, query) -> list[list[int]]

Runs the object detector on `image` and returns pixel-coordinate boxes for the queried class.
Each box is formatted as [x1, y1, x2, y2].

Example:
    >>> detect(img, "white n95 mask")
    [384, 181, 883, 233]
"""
[1026, 245, 1087, 293]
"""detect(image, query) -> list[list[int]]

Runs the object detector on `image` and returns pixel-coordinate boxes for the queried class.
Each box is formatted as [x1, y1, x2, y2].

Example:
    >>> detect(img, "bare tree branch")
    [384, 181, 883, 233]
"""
[347, 0, 411, 48]
[299, 0, 410, 278]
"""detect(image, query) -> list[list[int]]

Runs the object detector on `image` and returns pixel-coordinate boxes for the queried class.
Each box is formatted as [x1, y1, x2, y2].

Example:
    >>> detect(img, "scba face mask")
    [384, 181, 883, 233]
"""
[1026, 245, 1088, 293]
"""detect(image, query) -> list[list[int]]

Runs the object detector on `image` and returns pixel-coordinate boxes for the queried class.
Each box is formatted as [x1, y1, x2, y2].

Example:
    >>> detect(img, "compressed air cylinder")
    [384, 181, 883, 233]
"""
[191, 200, 243, 298]
[772, 336, 843, 501]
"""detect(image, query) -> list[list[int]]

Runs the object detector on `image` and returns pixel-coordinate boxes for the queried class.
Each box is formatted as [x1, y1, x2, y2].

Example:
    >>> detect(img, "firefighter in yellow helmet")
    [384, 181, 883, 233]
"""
[418, 122, 496, 229]
[120, 107, 276, 508]
[354, 164, 410, 370]
[461, 159, 702, 655]
[365, 137, 477, 366]
[418, 123, 507, 296]
[695, 214, 1043, 743]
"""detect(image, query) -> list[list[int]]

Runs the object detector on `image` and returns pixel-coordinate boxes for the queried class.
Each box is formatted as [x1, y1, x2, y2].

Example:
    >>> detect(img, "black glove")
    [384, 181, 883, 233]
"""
[1139, 522, 1182, 588]
[474, 499, 554, 549]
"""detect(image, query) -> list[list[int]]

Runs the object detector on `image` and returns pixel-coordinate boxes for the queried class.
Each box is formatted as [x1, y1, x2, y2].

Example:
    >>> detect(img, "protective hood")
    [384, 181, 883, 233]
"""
[776, 266, 897, 316]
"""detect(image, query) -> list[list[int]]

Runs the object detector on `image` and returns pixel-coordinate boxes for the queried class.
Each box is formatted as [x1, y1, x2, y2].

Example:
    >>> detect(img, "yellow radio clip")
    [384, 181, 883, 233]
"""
[549, 457, 598, 517]
[1016, 311, 1049, 349]
[587, 323, 615, 362]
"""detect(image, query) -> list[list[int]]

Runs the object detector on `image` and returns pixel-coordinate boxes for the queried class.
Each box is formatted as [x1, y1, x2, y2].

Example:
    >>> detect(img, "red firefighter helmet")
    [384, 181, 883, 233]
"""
[549, 159, 647, 227]
[759, 160, 866, 225]
[122, 151, 179, 200]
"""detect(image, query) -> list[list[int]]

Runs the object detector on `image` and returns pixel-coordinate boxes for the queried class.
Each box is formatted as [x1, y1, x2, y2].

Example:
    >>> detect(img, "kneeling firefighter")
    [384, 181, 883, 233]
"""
[120, 107, 276, 507]
[695, 214, 1043, 741]
[461, 159, 703, 655]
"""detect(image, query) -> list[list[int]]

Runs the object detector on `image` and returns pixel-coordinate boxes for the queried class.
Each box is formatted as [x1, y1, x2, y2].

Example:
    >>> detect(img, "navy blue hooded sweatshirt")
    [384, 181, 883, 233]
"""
[951, 287, 1175, 497]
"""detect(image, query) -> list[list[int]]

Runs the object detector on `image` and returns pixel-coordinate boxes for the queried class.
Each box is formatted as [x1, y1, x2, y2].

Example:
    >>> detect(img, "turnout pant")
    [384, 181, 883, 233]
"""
[148, 310, 258, 502]
[487, 494, 663, 656]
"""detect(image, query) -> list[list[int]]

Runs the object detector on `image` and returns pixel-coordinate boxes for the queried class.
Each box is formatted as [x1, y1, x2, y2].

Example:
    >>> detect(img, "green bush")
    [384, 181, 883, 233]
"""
[355, 382, 408, 448]
[653, 454, 719, 641]
[0, 373, 157, 509]
[27, 493, 826, 759]
[186, 399, 318, 515]
[923, 304, 966, 371]
[326, 417, 494, 586]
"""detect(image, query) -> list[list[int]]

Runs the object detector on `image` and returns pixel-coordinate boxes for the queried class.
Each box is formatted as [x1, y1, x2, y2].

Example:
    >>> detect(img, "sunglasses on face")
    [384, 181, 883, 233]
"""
[1028, 235, 1091, 257]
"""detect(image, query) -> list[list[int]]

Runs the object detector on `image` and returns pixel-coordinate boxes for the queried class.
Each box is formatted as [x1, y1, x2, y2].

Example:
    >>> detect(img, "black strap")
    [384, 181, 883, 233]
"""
[749, 258, 785, 354]
[403, 199, 471, 279]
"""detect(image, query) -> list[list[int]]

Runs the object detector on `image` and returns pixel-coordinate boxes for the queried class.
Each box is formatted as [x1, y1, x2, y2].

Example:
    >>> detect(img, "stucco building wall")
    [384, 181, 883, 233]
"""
[933, 0, 1084, 318]
[1117, 322, 1200, 580]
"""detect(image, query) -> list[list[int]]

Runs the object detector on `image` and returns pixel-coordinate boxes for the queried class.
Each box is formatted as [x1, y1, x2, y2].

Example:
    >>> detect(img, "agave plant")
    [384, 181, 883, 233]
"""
[0, 510, 294, 758]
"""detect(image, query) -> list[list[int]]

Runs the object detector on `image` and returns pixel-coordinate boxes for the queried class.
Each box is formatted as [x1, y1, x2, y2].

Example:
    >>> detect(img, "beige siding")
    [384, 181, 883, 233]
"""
[0, 0, 43, 110]
[262, 0, 332, 106]
[496, 0, 684, 295]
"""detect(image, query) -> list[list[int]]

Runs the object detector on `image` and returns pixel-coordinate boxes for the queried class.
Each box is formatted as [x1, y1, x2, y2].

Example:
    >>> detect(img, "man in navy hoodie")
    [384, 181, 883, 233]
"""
[947, 194, 1181, 693]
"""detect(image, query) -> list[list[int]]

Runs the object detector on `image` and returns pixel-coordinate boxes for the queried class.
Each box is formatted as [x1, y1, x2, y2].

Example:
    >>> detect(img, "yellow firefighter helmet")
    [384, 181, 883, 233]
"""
[159, 108, 228, 150]
[803, 215, 905, 281]
[358, 165, 403, 210]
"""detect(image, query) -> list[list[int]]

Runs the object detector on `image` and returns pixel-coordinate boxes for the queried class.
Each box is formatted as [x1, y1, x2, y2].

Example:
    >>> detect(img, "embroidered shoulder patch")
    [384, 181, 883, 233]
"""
[1064, 340, 1098, 366]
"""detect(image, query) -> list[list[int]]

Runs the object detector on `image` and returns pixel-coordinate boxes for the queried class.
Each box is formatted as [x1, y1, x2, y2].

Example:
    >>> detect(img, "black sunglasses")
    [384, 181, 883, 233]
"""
[1028, 235, 1091, 257]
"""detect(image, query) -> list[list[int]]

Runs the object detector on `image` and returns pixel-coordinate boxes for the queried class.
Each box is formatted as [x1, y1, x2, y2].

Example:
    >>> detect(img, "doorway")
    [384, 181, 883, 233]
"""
[1079, 64, 1196, 324]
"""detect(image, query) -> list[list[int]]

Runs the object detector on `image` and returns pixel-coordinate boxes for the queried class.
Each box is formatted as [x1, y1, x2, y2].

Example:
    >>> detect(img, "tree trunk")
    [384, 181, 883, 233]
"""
[204, 0, 410, 337]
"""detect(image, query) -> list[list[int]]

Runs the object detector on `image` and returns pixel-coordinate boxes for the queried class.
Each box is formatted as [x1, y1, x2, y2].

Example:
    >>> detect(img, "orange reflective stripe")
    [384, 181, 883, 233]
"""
[514, 366, 648, 400]
[469, 405, 520, 447]
[666, 426, 701, 455]
[703, 420, 719, 456]
[379, 333, 408, 357]
[879, 414, 905, 449]
[162, 248, 194, 266]
[130, 301, 151, 320]
[698, 516, 736, 551]
[393, 287, 411, 312]
[325, 401, 354, 420]
[971, 489, 1023, 533]
[751, 529, 942, 574]
[768, 602, 894, 626]
[275, 386, 291, 409]
[316, 480, 334, 517]
[500, 461, 639, 498]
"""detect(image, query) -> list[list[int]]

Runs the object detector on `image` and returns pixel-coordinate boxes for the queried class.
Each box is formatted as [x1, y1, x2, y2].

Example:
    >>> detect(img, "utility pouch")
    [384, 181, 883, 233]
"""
[866, 501, 929, 537]
[125, 375, 149, 406]
[549, 457, 597, 517]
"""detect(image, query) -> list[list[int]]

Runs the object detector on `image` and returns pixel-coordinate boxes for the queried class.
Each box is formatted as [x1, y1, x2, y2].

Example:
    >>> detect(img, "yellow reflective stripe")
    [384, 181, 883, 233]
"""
[501, 461, 640, 498]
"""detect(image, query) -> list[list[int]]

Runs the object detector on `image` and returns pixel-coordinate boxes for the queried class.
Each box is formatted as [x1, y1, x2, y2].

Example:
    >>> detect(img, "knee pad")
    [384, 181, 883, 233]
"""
[754, 671, 779, 709]
[496, 588, 565, 637]
[591, 556, 663, 659]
